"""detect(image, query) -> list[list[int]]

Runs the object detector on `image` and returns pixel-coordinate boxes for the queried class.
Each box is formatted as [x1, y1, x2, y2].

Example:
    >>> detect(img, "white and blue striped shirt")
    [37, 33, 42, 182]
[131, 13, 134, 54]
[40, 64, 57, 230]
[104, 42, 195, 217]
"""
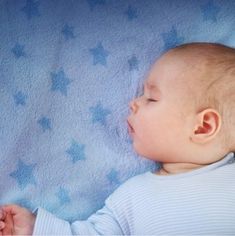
[33, 152, 235, 235]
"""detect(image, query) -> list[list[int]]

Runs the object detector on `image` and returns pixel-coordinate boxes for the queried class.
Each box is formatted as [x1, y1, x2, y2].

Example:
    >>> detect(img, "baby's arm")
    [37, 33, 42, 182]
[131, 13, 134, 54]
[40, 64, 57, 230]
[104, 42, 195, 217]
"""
[0, 204, 36, 235]
[33, 201, 124, 235]
[0, 200, 124, 235]
[0, 178, 132, 235]
[32, 183, 129, 235]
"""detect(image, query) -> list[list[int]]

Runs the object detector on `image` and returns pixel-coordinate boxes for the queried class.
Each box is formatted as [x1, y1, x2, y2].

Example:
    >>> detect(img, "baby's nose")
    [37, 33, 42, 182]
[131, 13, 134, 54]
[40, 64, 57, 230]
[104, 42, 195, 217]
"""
[129, 99, 138, 113]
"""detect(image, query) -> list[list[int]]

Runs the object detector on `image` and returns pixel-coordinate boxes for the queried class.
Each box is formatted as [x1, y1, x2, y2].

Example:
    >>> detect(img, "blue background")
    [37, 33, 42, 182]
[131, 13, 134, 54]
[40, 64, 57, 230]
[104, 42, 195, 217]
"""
[0, 0, 234, 221]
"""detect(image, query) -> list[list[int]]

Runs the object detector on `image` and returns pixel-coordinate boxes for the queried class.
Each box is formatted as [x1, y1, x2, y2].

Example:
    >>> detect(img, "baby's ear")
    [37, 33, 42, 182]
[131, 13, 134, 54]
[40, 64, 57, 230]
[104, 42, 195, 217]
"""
[190, 108, 222, 144]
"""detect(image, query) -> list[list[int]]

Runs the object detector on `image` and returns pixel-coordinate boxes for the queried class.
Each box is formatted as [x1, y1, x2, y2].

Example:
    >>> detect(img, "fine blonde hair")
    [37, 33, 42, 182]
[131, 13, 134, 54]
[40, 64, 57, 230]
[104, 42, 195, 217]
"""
[172, 42, 235, 151]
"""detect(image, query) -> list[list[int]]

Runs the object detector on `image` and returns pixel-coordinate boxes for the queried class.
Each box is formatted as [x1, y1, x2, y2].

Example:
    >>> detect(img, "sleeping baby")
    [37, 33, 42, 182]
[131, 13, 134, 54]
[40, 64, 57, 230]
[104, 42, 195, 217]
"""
[1, 42, 235, 235]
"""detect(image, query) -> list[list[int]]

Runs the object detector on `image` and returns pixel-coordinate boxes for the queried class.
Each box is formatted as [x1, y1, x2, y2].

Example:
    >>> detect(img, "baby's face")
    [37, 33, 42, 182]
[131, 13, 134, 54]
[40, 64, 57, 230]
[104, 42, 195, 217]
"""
[127, 52, 195, 162]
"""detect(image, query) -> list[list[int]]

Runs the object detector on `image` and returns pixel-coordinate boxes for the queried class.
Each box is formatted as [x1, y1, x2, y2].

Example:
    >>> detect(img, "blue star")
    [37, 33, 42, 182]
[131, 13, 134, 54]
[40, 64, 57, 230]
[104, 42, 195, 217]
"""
[62, 24, 76, 40]
[89, 102, 111, 126]
[107, 169, 120, 185]
[13, 91, 27, 106]
[37, 116, 52, 132]
[21, 0, 40, 20]
[56, 187, 71, 205]
[39, 201, 57, 214]
[12, 43, 26, 58]
[50, 69, 71, 96]
[125, 5, 138, 21]
[14, 198, 34, 210]
[89, 42, 109, 66]
[66, 140, 86, 163]
[161, 26, 184, 52]
[201, 1, 220, 22]
[128, 55, 139, 71]
[10, 159, 37, 190]
[87, 0, 106, 11]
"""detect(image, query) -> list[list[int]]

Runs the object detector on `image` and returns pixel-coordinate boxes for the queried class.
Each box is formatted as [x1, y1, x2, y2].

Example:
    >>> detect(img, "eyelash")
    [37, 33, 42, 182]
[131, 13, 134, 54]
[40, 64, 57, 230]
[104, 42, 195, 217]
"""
[147, 98, 157, 102]
[141, 93, 158, 102]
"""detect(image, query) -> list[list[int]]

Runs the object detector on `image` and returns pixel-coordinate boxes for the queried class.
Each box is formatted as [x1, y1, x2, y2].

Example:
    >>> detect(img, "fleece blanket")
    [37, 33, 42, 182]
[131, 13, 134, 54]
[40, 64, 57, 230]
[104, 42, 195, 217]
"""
[0, 0, 235, 222]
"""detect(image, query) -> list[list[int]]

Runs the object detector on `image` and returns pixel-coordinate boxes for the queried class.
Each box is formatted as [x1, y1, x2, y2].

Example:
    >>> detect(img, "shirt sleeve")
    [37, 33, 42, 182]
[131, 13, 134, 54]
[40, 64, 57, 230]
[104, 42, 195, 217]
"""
[33, 175, 138, 235]
[33, 196, 125, 235]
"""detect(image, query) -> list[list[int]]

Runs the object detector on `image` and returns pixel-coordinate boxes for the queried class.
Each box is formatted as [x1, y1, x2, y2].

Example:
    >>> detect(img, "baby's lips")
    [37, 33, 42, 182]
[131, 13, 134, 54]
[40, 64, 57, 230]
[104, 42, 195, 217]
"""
[127, 119, 135, 133]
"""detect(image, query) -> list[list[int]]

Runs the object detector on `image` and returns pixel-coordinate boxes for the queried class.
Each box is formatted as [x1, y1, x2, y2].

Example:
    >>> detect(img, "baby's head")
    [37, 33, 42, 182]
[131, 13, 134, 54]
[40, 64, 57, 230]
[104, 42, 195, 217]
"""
[128, 42, 235, 166]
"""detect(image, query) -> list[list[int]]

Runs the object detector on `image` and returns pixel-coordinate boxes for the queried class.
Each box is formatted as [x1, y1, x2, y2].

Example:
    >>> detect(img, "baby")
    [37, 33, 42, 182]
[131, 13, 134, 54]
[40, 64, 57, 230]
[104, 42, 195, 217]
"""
[1, 42, 235, 235]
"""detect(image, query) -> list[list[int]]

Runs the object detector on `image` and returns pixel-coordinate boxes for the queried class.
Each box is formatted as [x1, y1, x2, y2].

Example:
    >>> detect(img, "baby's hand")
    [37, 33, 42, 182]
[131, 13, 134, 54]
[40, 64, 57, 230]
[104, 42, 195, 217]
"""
[0, 204, 36, 235]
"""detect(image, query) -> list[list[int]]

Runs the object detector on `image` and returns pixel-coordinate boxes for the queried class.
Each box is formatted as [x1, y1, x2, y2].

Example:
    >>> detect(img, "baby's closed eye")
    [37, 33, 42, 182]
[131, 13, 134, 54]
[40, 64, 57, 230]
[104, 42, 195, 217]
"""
[147, 98, 158, 102]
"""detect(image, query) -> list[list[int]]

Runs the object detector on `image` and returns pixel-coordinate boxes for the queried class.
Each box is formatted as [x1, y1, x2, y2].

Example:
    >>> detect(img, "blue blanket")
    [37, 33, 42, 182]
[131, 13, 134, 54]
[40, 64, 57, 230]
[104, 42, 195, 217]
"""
[0, 0, 235, 222]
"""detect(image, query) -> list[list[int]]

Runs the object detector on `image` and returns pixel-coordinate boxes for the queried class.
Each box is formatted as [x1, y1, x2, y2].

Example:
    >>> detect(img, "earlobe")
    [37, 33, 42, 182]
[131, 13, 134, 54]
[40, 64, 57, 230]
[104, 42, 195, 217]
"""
[191, 108, 221, 144]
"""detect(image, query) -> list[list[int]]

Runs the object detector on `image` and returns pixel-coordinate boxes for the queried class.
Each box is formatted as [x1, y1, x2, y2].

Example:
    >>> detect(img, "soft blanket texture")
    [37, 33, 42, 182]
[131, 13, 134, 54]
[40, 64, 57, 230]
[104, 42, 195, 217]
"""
[0, 0, 235, 222]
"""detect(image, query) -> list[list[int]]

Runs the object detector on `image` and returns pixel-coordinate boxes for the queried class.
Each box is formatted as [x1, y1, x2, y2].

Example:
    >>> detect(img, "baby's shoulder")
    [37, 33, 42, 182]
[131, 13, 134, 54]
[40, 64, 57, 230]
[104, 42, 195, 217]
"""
[108, 172, 151, 199]
[121, 172, 150, 188]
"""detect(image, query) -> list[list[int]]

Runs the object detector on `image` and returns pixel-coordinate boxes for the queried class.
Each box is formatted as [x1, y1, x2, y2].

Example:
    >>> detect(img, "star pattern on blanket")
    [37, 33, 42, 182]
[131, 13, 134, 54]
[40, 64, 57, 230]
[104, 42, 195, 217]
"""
[125, 5, 138, 21]
[161, 26, 184, 51]
[90, 42, 109, 66]
[62, 24, 76, 40]
[66, 140, 86, 163]
[56, 187, 71, 205]
[39, 201, 56, 213]
[14, 198, 34, 210]
[37, 116, 52, 132]
[89, 102, 111, 126]
[128, 55, 139, 71]
[13, 91, 27, 106]
[12, 43, 26, 58]
[107, 169, 120, 185]
[21, 0, 41, 20]
[87, 0, 106, 11]
[10, 159, 37, 190]
[2, 0, 230, 223]
[50, 69, 71, 96]
[201, 1, 220, 22]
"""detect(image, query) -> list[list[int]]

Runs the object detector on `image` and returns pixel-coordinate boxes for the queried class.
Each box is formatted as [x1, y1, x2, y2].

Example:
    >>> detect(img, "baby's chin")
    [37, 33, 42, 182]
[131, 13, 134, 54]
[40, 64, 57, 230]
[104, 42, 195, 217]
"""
[133, 144, 158, 162]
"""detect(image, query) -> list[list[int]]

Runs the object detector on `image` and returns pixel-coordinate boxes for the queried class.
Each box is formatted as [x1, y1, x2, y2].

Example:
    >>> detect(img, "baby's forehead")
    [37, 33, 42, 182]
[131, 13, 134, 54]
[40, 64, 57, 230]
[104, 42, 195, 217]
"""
[146, 56, 206, 99]
[147, 43, 235, 109]
[149, 52, 199, 81]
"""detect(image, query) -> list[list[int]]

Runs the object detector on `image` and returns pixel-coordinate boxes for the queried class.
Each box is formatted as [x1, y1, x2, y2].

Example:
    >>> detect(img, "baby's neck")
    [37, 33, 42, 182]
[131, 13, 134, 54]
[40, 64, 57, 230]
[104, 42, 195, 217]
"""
[156, 162, 207, 175]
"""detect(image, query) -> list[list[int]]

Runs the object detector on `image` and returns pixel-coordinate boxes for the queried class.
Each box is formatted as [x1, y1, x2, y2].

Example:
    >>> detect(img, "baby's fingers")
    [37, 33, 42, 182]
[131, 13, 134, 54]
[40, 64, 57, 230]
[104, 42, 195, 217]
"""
[0, 209, 6, 220]
[0, 210, 6, 235]
[0, 221, 5, 230]
[2, 213, 13, 235]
